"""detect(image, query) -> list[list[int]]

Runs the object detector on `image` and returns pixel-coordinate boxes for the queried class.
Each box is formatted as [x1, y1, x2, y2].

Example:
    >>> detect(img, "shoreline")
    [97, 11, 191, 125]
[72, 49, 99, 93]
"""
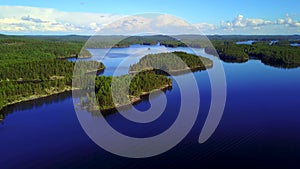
[84, 84, 172, 115]
[85, 68, 105, 75]
[129, 64, 213, 75]
[0, 86, 79, 112]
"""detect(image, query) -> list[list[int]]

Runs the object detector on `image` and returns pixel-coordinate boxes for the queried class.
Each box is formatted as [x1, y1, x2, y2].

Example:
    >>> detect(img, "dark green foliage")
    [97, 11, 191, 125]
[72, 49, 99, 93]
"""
[0, 60, 74, 80]
[129, 51, 212, 73]
[205, 44, 249, 62]
[0, 60, 76, 110]
[0, 36, 86, 60]
[0, 35, 102, 111]
[85, 35, 187, 48]
[84, 71, 172, 110]
[205, 41, 300, 67]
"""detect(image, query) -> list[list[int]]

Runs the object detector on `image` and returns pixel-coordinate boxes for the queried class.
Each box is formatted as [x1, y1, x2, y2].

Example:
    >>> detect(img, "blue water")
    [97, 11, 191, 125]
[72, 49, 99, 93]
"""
[236, 40, 256, 45]
[1, 45, 300, 168]
[269, 40, 278, 45]
[291, 43, 300, 47]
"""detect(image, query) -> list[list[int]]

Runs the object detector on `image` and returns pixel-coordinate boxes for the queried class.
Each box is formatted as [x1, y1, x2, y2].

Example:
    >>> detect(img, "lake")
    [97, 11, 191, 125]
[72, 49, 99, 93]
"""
[235, 40, 256, 45]
[1, 45, 300, 168]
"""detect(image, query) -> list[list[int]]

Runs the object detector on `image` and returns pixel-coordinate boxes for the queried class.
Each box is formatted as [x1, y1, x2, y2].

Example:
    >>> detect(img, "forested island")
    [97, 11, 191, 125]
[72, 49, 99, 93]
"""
[78, 51, 212, 112]
[86, 34, 300, 68]
[205, 40, 300, 68]
[79, 71, 172, 112]
[1, 34, 300, 113]
[129, 51, 213, 75]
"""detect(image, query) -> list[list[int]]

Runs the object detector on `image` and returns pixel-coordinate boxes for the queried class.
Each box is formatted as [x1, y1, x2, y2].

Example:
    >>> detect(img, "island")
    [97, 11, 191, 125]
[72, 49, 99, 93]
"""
[129, 51, 213, 75]
[78, 51, 213, 113]
[3, 34, 300, 113]
[79, 71, 172, 113]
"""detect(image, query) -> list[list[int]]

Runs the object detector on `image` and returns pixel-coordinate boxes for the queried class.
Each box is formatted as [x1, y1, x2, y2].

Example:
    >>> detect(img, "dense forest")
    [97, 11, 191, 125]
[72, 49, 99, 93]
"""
[0, 60, 74, 110]
[80, 71, 172, 111]
[0, 59, 104, 111]
[1, 34, 300, 112]
[85, 35, 300, 68]
[205, 41, 300, 68]
[85, 35, 186, 48]
[129, 51, 213, 74]
[0, 35, 103, 111]
[0, 35, 90, 60]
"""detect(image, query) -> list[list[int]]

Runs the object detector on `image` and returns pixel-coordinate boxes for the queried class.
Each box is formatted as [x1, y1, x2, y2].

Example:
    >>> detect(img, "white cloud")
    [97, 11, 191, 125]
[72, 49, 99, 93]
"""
[0, 6, 122, 33]
[0, 6, 200, 34]
[233, 14, 246, 27]
[194, 22, 216, 33]
[99, 14, 199, 35]
[276, 18, 285, 24]
[0, 6, 300, 35]
[276, 14, 300, 27]
[213, 14, 300, 34]
[220, 14, 273, 30]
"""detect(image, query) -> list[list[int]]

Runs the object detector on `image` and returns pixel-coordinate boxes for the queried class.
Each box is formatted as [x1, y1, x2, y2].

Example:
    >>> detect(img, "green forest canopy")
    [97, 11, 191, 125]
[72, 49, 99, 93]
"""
[81, 71, 172, 111]
[130, 51, 213, 73]
[1, 34, 300, 112]
[205, 41, 300, 67]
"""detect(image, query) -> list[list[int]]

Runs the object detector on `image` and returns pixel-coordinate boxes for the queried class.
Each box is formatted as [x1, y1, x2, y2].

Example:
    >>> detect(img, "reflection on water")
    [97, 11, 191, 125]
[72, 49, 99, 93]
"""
[88, 44, 197, 76]
[1, 44, 300, 168]
[236, 40, 256, 45]
[290, 43, 300, 47]
[0, 91, 72, 124]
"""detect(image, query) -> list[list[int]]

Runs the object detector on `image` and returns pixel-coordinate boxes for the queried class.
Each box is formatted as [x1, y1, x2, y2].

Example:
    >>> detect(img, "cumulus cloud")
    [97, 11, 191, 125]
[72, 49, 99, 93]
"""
[0, 6, 200, 34]
[0, 6, 300, 35]
[213, 14, 300, 34]
[220, 14, 273, 30]
[194, 22, 216, 34]
[99, 14, 199, 35]
[276, 14, 300, 27]
[0, 6, 122, 33]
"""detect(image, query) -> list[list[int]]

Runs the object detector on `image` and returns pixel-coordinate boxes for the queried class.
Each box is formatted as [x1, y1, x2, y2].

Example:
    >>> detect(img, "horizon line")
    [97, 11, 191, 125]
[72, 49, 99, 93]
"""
[1, 33, 300, 36]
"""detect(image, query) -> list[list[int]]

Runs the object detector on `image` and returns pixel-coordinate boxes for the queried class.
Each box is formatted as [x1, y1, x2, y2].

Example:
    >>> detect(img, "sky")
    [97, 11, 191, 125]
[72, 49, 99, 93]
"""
[0, 0, 300, 35]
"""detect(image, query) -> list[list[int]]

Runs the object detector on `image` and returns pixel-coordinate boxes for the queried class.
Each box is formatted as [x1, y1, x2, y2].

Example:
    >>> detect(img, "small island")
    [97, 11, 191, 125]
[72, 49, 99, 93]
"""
[80, 71, 172, 112]
[129, 51, 213, 75]
[78, 51, 212, 113]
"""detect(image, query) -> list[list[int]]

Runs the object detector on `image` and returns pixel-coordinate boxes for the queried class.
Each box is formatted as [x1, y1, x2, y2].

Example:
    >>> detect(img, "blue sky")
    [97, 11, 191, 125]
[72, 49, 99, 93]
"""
[1, 0, 300, 35]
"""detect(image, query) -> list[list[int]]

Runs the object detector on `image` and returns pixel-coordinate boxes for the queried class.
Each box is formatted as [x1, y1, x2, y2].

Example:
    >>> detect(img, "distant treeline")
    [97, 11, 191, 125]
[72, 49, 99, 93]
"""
[1, 33, 300, 112]
[0, 35, 89, 60]
[205, 41, 300, 68]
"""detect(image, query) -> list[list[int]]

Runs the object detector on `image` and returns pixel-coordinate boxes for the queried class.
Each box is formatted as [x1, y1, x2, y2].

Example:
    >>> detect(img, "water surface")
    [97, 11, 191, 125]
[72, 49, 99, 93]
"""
[1, 45, 300, 168]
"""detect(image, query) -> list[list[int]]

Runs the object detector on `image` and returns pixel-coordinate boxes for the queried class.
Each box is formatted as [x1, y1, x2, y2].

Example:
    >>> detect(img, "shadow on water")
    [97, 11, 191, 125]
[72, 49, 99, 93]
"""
[0, 91, 73, 124]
